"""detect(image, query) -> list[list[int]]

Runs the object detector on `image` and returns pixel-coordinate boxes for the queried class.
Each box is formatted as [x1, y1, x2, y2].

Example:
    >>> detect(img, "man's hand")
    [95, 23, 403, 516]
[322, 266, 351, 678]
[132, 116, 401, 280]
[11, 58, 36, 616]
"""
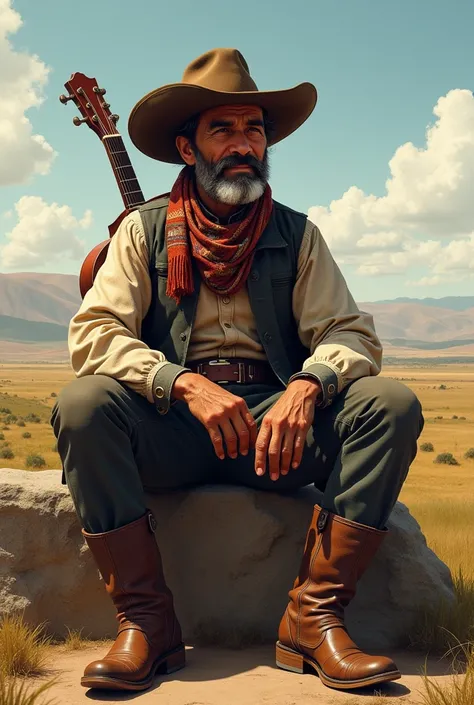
[172, 372, 257, 460]
[255, 378, 321, 481]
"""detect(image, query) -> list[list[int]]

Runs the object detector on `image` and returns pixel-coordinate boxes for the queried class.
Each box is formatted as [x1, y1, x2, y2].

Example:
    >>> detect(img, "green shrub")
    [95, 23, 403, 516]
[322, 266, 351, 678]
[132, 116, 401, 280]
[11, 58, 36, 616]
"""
[452, 415, 459, 420]
[16, 420, 25, 427]
[50, 392, 57, 398]
[4, 415, 17, 424]
[0, 432, 4, 441]
[0, 407, 11, 414]
[22, 432, 31, 439]
[439, 384, 447, 390]
[25, 454, 46, 469]
[420, 442, 434, 452]
[24, 414, 41, 424]
[0, 448, 14, 460]
[434, 452, 459, 466]
[465, 448, 474, 460]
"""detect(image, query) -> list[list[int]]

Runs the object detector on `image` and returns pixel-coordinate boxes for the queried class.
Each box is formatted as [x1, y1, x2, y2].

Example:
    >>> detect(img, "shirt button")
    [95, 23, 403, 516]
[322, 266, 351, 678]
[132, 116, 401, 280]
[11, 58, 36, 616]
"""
[154, 386, 165, 398]
[263, 332, 272, 342]
[180, 332, 187, 342]
[222, 296, 230, 304]
[224, 322, 231, 328]
[328, 383, 336, 395]
[250, 270, 259, 281]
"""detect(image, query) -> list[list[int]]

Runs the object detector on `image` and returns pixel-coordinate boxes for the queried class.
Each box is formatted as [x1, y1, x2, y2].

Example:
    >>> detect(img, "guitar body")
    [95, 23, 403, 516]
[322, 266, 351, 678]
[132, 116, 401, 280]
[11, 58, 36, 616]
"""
[79, 209, 132, 297]
[79, 240, 110, 298]
[60, 73, 146, 299]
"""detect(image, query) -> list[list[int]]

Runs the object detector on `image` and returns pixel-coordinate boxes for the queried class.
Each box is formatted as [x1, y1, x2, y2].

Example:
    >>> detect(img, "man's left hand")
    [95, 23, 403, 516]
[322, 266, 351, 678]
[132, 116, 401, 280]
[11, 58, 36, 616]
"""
[255, 378, 321, 481]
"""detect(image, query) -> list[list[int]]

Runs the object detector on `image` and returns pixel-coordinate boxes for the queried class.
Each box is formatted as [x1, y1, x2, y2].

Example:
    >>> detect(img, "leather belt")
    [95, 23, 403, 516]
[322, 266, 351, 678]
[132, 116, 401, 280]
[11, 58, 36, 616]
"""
[188, 358, 279, 385]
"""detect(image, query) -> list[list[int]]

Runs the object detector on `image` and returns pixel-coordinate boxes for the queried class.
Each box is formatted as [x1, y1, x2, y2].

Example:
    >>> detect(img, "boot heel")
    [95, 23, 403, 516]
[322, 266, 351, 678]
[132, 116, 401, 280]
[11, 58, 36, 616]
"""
[164, 645, 186, 674]
[276, 642, 304, 674]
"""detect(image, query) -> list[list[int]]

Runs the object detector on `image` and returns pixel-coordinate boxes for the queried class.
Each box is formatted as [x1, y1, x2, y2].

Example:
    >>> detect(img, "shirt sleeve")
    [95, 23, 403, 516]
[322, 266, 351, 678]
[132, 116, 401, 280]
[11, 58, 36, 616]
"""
[68, 210, 188, 412]
[290, 219, 383, 407]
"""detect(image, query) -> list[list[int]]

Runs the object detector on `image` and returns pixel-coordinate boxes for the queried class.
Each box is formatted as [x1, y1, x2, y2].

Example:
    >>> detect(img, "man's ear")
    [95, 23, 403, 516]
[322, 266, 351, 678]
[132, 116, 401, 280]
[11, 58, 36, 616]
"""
[176, 136, 196, 166]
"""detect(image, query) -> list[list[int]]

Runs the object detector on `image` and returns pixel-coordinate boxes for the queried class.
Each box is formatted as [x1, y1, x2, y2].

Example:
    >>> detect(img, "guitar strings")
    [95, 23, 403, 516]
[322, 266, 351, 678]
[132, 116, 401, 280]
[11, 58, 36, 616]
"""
[90, 98, 144, 208]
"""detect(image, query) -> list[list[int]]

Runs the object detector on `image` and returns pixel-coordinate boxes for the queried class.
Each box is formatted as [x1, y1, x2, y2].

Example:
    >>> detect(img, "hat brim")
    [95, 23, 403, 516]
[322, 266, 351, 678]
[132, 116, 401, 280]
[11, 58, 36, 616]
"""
[128, 82, 317, 164]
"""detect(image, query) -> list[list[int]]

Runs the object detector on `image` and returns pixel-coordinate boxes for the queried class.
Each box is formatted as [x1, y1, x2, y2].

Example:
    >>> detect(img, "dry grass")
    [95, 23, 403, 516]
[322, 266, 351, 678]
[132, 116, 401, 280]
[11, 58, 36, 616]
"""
[0, 364, 74, 470]
[420, 646, 474, 705]
[0, 672, 57, 705]
[0, 615, 51, 678]
[409, 572, 474, 654]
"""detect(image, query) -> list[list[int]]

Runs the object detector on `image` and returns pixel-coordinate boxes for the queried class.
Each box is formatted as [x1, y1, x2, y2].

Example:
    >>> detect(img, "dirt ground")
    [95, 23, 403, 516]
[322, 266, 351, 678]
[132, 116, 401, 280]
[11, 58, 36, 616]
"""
[31, 643, 462, 705]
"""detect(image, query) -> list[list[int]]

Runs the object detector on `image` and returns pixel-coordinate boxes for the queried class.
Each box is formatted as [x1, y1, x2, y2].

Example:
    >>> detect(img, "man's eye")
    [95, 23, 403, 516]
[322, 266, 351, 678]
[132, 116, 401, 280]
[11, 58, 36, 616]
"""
[215, 127, 229, 133]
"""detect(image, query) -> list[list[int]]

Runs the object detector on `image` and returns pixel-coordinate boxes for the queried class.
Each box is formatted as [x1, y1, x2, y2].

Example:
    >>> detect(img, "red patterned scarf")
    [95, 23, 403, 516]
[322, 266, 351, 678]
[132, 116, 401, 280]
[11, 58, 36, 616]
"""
[165, 167, 273, 304]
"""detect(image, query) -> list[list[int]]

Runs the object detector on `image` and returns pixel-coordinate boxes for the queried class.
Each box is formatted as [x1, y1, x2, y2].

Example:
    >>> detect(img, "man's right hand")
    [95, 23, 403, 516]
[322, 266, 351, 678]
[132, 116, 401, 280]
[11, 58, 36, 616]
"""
[172, 372, 257, 460]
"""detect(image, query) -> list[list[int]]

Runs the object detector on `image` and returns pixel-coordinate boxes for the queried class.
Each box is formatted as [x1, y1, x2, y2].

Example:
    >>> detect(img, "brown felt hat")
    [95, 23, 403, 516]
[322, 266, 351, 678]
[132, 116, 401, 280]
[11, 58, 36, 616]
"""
[128, 48, 317, 164]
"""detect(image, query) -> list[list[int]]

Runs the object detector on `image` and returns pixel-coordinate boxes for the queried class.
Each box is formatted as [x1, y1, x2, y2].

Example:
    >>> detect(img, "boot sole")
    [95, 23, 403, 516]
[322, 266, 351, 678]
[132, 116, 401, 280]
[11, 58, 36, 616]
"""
[275, 641, 401, 690]
[80, 643, 186, 691]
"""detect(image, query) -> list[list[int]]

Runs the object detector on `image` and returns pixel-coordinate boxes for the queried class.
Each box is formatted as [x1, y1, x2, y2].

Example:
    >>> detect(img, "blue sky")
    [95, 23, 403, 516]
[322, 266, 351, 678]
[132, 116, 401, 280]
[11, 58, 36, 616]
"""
[1, 0, 473, 301]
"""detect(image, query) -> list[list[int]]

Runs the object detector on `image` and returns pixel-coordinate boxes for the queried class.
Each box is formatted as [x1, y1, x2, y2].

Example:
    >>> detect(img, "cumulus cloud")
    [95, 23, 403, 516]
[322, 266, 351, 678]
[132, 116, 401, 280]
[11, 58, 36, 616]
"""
[0, 0, 55, 185]
[0, 196, 92, 268]
[308, 89, 474, 283]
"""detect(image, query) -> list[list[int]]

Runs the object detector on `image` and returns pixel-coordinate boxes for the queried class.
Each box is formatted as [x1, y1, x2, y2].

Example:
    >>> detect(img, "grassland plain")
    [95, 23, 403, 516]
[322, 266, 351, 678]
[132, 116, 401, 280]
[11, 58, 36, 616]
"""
[0, 363, 473, 582]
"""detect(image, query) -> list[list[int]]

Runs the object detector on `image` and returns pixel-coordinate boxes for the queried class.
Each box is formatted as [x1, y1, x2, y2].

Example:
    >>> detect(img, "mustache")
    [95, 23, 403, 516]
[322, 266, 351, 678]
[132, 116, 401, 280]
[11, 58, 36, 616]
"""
[214, 154, 267, 179]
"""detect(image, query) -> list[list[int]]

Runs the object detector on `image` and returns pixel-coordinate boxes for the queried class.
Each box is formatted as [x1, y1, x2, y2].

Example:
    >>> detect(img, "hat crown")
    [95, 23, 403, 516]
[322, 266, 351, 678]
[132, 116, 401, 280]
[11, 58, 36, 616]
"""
[182, 48, 258, 93]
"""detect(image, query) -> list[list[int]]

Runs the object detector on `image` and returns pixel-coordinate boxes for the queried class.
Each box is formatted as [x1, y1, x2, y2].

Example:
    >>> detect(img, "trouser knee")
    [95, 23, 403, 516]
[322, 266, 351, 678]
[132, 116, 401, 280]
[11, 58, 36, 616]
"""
[51, 375, 123, 439]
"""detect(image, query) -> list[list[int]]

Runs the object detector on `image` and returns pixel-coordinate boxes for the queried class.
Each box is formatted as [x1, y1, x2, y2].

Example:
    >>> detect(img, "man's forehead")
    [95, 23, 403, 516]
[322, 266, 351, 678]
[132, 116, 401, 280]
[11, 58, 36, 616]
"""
[200, 104, 264, 123]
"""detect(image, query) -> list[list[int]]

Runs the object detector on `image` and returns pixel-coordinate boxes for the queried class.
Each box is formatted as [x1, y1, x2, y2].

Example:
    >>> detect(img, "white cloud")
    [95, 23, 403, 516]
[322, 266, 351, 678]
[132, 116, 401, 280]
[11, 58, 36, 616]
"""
[0, 0, 55, 186]
[308, 89, 474, 282]
[0, 196, 92, 268]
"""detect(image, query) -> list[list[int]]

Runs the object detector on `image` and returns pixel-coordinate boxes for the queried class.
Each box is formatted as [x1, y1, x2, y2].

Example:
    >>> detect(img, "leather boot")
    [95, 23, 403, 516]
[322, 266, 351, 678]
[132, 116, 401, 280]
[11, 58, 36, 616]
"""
[276, 505, 400, 690]
[81, 511, 185, 691]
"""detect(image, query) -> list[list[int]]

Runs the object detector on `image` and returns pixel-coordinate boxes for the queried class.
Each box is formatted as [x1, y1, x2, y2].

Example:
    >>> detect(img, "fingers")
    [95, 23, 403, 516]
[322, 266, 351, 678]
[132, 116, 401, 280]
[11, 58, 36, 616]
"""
[291, 429, 307, 470]
[280, 429, 296, 476]
[220, 419, 239, 459]
[255, 420, 271, 476]
[208, 424, 225, 460]
[230, 412, 251, 456]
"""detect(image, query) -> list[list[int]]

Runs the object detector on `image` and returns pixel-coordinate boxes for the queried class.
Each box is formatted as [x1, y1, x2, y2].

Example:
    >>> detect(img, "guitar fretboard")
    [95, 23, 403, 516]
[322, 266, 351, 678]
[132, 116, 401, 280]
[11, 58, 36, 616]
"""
[103, 134, 145, 209]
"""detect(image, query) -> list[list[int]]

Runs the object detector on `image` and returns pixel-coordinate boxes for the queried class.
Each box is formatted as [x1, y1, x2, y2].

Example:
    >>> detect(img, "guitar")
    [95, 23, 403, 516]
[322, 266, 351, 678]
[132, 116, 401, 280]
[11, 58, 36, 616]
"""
[60, 73, 146, 297]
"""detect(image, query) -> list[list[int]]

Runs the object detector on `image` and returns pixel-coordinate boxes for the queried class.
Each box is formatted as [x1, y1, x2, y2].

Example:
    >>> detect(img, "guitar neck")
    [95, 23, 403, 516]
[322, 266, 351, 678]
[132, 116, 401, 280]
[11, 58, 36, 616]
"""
[102, 134, 145, 210]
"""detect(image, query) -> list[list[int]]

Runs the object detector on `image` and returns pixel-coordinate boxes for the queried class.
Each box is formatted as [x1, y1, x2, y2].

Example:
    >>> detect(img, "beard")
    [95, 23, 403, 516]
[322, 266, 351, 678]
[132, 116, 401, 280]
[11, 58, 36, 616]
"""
[193, 148, 270, 206]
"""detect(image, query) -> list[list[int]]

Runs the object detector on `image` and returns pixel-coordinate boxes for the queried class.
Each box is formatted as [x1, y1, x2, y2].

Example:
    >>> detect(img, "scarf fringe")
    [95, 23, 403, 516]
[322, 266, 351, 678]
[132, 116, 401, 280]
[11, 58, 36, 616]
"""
[166, 251, 194, 304]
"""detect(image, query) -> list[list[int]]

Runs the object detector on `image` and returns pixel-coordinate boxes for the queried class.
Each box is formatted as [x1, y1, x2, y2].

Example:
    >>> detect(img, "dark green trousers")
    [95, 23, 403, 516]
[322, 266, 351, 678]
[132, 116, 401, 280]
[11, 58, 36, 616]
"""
[51, 375, 423, 534]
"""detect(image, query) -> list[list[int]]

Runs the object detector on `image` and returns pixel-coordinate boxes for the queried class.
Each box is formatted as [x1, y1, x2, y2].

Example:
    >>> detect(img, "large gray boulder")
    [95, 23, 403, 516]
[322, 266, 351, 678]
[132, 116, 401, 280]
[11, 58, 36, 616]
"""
[0, 469, 454, 649]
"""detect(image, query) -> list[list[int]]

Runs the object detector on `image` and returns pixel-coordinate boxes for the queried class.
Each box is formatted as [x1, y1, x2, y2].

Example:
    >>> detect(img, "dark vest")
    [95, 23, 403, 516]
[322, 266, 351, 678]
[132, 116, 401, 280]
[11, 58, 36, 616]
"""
[140, 196, 309, 385]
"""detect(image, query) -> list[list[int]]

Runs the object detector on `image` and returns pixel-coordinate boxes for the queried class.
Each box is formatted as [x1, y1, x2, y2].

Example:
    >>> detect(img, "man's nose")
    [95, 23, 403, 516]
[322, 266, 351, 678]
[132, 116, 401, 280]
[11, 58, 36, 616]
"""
[229, 132, 252, 156]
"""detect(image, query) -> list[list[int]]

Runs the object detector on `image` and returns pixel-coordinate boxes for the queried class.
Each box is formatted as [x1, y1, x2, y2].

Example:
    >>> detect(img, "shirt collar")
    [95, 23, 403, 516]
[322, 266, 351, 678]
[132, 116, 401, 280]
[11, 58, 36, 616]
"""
[198, 196, 249, 225]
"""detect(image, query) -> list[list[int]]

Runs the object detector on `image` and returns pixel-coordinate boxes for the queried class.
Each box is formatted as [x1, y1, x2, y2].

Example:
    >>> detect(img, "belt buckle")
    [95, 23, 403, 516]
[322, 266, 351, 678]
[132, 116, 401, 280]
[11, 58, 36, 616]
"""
[208, 358, 231, 385]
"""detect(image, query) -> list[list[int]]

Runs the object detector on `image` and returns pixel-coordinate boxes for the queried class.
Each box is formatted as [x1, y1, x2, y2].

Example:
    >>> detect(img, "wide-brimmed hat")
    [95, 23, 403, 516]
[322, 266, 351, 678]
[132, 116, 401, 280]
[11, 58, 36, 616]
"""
[128, 48, 317, 164]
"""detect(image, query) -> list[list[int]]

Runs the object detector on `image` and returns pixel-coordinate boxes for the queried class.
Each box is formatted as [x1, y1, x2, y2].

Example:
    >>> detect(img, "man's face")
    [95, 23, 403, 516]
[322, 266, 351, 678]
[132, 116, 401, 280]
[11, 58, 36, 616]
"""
[181, 104, 270, 206]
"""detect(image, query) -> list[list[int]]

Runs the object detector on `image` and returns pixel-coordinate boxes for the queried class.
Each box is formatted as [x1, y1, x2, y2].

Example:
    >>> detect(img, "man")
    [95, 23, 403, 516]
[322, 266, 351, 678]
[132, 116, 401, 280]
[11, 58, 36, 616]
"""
[52, 48, 423, 693]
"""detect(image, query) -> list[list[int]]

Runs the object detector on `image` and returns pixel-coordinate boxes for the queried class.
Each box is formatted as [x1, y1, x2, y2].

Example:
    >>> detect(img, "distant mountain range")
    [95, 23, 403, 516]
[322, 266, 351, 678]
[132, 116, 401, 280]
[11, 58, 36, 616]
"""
[1, 272, 473, 361]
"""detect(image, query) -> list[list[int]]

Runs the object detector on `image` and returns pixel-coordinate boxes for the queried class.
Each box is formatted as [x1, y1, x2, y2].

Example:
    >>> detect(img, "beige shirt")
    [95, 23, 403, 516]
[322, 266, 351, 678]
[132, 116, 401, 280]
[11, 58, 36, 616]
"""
[69, 209, 382, 404]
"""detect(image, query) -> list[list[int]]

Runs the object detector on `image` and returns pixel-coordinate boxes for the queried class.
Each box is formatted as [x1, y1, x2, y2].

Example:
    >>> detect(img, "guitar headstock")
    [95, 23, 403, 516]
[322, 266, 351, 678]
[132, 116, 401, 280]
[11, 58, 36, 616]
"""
[60, 73, 119, 139]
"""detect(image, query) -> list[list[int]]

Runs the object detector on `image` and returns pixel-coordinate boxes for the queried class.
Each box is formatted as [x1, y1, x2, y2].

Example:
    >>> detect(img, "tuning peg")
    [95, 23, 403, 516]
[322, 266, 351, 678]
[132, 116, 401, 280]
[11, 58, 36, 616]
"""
[102, 102, 111, 109]
[110, 114, 119, 124]
[73, 116, 88, 126]
[93, 87, 107, 95]
[59, 94, 74, 104]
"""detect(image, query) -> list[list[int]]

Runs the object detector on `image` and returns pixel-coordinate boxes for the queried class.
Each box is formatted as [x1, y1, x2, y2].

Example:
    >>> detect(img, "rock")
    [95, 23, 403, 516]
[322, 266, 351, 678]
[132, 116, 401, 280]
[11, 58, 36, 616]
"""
[0, 469, 454, 649]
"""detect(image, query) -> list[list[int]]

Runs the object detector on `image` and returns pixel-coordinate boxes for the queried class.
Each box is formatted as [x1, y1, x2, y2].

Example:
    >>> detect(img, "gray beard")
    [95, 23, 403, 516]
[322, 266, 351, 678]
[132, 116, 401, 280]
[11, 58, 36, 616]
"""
[193, 149, 270, 206]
